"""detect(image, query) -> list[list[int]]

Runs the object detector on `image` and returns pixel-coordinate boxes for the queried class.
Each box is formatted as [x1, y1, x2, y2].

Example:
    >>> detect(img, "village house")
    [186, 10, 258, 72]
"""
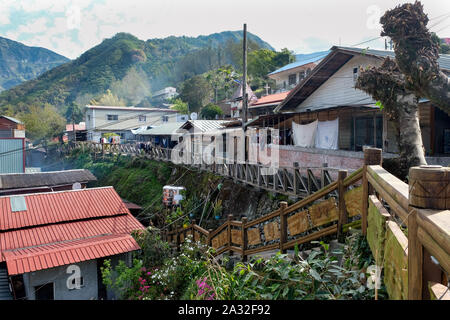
[267, 51, 329, 93]
[64, 122, 86, 142]
[0, 186, 145, 300]
[84, 105, 181, 143]
[246, 46, 450, 170]
[0, 169, 96, 196]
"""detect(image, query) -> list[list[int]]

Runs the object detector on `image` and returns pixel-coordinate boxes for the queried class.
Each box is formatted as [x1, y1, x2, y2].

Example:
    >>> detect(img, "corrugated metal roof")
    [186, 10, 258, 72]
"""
[0, 138, 24, 174]
[0, 116, 22, 124]
[268, 51, 330, 76]
[0, 169, 97, 191]
[181, 120, 234, 133]
[0, 214, 143, 261]
[0, 187, 129, 231]
[250, 91, 292, 108]
[4, 234, 140, 275]
[0, 186, 145, 274]
[333, 46, 450, 71]
[138, 122, 185, 136]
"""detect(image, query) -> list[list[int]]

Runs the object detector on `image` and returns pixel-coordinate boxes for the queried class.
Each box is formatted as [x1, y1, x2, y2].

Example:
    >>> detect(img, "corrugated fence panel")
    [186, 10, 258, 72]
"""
[0, 139, 24, 174]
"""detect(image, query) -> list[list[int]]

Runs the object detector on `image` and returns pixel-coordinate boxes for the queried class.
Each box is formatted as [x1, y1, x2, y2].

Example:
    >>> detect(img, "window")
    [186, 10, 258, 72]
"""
[107, 114, 118, 121]
[138, 115, 146, 122]
[353, 67, 360, 84]
[162, 115, 169, 122]
[288, 74, 297, 85]
[87, 115, 91, 121]
[299, 70, 306, 81]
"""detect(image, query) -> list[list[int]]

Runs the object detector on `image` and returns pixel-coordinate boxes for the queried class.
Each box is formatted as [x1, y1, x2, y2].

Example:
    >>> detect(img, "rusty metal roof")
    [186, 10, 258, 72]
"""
[0, 187, 128, 231]
[0, 169, 97, 191]
[0, 187, 145, 274]
[4, 234, 140, 275]
[0, 214, 143, 261]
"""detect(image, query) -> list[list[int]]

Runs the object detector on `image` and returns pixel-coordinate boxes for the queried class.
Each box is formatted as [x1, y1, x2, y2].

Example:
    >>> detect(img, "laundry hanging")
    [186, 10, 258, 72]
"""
[292, 120, 318, 147]
[315, 118, 339, 150]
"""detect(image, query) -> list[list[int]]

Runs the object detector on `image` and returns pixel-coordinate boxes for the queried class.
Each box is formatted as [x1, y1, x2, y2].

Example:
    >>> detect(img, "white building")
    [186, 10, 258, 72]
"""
[268, 51, 329, 92]
[152, 87, 178, 101]
[84, 105, 180, 142]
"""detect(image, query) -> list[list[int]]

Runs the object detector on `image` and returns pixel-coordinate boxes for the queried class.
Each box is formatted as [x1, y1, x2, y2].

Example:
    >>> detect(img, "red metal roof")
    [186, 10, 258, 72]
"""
[0, 214, 143, 262]
[0, 187, 129, 231]
[249, 91, 291, 107]
[4, 234, 140, 275]
[0, 186, 145, 275]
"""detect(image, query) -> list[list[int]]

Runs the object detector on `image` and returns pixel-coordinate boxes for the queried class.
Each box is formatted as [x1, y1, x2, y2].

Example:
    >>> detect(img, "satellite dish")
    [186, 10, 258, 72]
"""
[190, 112, 198, 120]
[72, 182, 81, 190]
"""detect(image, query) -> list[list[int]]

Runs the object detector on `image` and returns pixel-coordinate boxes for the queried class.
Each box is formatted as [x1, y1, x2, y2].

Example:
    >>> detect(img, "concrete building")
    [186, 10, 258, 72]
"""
[152, 87, 178, 102]
[268, 51, 329, 93]
[84, 105, 179, 142]
[0, 187, 145, 300]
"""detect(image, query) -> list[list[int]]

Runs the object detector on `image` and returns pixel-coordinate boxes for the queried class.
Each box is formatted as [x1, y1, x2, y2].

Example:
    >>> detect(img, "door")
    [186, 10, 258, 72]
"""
[34, 283, 54, 300]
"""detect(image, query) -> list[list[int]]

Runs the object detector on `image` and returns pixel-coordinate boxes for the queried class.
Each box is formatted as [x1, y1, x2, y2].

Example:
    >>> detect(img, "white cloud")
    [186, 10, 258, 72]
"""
[1, 0, 449, 59]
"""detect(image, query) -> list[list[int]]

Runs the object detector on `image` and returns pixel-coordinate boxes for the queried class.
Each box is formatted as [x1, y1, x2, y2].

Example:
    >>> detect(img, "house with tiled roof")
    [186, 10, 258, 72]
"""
[0, 186, 144, 300]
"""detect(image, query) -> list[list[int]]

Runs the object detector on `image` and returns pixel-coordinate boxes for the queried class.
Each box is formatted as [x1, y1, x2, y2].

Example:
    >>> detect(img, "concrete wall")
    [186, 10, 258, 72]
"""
[23, 259, 98, 300]
[22, 252, 131, 300]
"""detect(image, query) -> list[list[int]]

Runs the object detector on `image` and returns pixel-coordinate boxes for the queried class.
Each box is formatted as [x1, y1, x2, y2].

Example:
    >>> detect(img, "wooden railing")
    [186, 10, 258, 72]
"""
[167, 147, 450, 300]
[67, 141, 343, 197]
[166, 166, 363, 261]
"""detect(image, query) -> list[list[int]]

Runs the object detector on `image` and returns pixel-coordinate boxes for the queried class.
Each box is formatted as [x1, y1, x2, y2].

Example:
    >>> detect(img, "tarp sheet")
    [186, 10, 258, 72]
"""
[315, 118, 339, 150]
[292, 120, 317, 148]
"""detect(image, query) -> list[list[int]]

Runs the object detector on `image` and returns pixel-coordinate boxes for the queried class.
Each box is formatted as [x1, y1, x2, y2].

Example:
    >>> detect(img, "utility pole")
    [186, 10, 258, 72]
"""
[242, 23, 248, 130]
[72, 105, 77, 143]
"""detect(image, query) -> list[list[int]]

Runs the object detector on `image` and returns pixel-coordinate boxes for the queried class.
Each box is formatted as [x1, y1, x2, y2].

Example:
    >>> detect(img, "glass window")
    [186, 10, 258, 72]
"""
[107, 114, 118, 121]
[288, 74, 296, 85]
[138, 115, 146, 122]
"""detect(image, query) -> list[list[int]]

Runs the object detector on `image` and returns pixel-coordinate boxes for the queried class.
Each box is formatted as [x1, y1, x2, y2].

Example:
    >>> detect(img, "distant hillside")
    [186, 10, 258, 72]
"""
[0, 37, 69, 91]
[0, 31, 273, 114]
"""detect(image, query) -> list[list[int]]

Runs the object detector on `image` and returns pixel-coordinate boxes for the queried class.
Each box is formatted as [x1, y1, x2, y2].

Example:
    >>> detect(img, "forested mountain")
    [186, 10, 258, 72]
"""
[0, 36, 69, 91]
[0, 31, 273, 115]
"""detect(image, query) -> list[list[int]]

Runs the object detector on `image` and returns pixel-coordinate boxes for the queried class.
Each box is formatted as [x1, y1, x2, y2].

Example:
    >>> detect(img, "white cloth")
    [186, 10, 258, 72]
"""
[292, 120, 318, 148]
[315, 118, 339, 150]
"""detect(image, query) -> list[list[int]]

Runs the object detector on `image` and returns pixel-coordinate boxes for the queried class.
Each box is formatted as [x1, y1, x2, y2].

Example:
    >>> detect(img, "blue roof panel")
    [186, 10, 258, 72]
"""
[268, 50, 330, 75]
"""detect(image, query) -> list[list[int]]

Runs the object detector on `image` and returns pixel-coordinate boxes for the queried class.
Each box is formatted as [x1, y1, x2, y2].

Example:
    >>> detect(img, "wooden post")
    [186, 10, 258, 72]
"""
[191, 219, 196, 240]
[227, 214, 233, 256]
[293, 162, 299, 195]
[241, 217, 248, 262]
[279, 202, 288, 253]
[362, 147, 382, 235]
[408, 165, 450, 299]
[337, 170, 348, 241]
[321, 163, 328, 188]
[176, 222, 181, 252]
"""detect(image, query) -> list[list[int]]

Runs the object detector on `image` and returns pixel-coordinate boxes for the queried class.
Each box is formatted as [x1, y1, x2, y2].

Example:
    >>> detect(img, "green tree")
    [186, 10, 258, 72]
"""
[178, 75, 212, 112]
[200, 103, 223, 120]
[89, 89, 126, 106]
[63, 102, 84, 124]
[170, 98, 189, 114]
[205, 65, 240, 103]
[19, 104, 66, 142]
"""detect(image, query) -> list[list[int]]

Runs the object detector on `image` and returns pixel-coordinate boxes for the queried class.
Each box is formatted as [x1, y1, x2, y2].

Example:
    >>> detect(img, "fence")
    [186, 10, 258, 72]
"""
[67, 141, 343, 197]
[166, 147, 450, 300]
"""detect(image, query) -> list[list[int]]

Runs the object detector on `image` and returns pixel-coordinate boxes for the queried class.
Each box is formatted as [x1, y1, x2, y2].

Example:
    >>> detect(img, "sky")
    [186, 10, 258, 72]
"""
[0, 0, 449, 59]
